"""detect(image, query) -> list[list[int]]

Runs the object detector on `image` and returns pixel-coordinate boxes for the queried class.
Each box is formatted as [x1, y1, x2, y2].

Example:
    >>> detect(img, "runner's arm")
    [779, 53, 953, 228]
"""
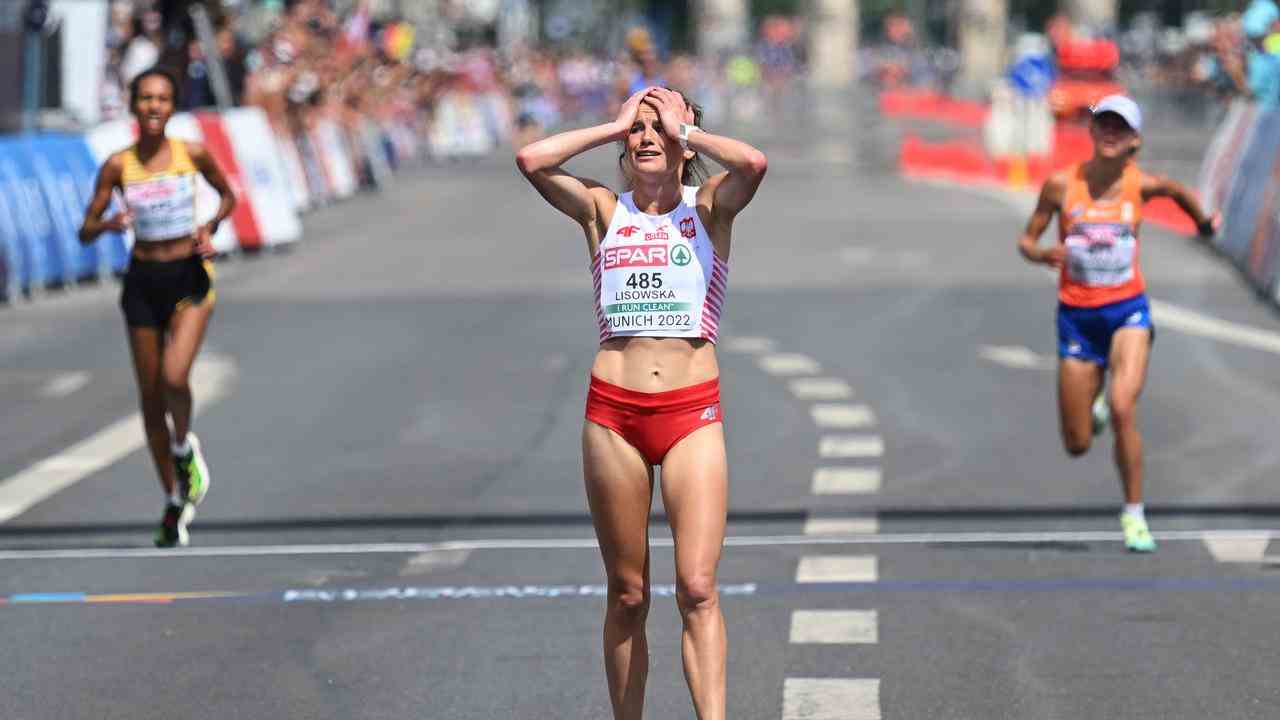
[1140, 173, 1221, 238]
[516, 87, 652, 229]
[644, 88, 767, 222]
[1018, 174, 1066, 268]
[78, 155, 126, 244]
[515, 124, 618, 227]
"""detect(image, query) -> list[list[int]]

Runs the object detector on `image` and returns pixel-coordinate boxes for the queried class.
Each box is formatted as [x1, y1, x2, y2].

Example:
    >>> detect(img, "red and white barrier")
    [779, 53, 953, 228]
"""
[218, 108, 303, 247]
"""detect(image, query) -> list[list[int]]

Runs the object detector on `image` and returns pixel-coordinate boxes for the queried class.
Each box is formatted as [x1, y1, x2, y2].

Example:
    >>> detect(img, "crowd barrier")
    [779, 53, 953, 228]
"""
[892, 94, 1198, 236]
[0, 103, 437, 304]
[1197, 99, 1280, 307]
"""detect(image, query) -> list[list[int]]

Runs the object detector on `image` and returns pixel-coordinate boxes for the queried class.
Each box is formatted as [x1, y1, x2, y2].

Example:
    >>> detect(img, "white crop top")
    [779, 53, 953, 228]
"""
[592, 186, 727, 344]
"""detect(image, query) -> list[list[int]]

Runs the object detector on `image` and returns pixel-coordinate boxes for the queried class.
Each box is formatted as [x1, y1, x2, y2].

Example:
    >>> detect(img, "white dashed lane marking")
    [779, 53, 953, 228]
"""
[39, 372, 91, 398]
[796, 555, 878, 583]
[811, 467, 882, 494]
[803, 515, 879, 535]
[782, 678, 881, 720]
[759, 353, 822, 376]
[789, 378, 853, 400]
[0, 353, 237, 523]
[1203, 536, 1271, 563]
[818, 435, 884, 459]
[789, 610, 878, 644]
[810, 404, 876, 429]
[723, 336, 776, 354]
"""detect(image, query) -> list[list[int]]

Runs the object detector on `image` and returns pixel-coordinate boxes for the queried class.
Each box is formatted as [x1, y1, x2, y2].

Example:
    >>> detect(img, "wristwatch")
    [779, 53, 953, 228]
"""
[678, 123, 702, 149]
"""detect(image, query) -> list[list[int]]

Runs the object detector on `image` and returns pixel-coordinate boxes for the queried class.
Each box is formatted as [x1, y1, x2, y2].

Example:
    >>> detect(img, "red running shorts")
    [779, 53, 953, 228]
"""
[585, 375, 723, 466]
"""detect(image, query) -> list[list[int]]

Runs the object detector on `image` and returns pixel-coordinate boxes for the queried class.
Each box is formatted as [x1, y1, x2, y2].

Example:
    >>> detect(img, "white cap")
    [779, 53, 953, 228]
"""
[1091, 95, 1142, 133]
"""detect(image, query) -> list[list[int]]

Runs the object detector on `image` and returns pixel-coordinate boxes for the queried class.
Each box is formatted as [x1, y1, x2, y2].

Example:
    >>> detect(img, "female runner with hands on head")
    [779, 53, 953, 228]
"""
[516, 86, 766, 719]
[79, 67, 236, 548]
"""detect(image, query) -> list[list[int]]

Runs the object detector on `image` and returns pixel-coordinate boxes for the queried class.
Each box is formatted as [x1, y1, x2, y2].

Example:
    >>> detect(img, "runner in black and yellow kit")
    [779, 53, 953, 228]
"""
[79, 68, 236, 547]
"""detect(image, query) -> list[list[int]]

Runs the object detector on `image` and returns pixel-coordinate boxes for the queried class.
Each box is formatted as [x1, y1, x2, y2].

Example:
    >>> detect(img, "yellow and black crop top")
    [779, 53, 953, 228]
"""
[121, 138, 199, 242]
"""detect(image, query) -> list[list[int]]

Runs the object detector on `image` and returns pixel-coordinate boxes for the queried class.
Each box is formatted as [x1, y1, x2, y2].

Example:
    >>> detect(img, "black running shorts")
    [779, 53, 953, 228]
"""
[120, 256, 215, 328]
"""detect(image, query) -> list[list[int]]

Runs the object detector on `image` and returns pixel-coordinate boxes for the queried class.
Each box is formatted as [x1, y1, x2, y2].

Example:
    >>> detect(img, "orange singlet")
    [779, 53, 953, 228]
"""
[1057, 162, 1146, 308]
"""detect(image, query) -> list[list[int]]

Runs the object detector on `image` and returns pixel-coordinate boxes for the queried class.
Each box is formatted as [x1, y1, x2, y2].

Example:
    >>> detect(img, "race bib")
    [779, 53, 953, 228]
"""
[600, 242, 698, 333]
[124, 173, 197, 241]
[1064, 223, 1136, 287]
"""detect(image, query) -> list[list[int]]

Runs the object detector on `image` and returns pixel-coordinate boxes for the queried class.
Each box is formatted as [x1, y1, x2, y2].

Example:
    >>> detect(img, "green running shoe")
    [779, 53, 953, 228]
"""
[1121, 513, 1156, 553]
[174, 432, 211, 506]
[1091, 390, 1110, 436]
[154, 502, 192, 548]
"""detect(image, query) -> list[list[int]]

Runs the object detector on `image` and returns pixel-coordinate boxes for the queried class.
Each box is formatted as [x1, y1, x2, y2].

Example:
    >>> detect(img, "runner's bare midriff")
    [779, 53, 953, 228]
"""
[130, 235, 198, 262]
[592, 336, 719, 393]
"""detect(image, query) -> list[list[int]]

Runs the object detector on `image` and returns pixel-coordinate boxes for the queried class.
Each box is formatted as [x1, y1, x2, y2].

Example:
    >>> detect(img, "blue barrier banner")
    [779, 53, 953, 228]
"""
[0, 136, 56, 290]
[30, 133, 127, 276]
[23, 134, 97, 282]
[0, 137, 48, 288]
[0, 164, 17, 300]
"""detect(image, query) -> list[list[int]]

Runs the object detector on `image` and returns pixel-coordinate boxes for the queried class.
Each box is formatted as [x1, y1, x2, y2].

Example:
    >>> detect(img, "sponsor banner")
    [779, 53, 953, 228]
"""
[0, 152, 19, 299]
[220, 108, 303, 245]
[1196, 102, 1280, 307]
[275, 130, 312, 211]
[195, 111, 264, 250]
[1220, 110, 1280, 272]
[430, 92, 495, 158]
[312, 120, 358, 199]
[163, 114, 239, 255]
[1244, 111, 1280, 293]
[0, 136, 62, 288]
[1197, 99, 1256, 219]
[358, 117, 394, 189]
[603, 244, 669, 269]
[23, 134, 102, 281]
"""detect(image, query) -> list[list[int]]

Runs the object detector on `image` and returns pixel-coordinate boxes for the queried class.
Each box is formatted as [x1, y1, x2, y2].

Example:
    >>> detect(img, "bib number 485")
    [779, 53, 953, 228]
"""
[625, 272, 663, 289]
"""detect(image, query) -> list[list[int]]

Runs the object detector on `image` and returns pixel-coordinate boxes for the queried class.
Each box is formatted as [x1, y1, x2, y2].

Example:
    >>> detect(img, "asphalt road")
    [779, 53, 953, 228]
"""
[2, 104, 1280, 719]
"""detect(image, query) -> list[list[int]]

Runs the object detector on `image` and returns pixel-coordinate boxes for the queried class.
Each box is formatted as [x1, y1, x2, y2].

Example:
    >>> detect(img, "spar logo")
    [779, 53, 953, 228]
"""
[671, 243, 693, 266]
[679, 217, 696, 239]
[616, 225, 641, 238]
[604, 244, 668, 269]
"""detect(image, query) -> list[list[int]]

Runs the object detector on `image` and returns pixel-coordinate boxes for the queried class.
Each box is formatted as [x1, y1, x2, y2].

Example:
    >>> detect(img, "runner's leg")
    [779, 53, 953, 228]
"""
[163, 300, 214, 445]
[583, 421, 655, 720]
[127, 325, 176, 496]
[1107, 328, 1152, 504]
[661, 423, 729, 720]
[1058, 357, 1104, 457]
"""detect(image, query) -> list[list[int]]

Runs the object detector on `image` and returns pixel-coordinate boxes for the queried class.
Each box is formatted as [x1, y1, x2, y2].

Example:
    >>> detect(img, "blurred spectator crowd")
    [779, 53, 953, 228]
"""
[98, 0, 810, 163]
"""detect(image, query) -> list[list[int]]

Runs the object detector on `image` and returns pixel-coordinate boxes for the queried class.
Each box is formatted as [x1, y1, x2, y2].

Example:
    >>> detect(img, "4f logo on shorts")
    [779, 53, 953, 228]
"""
[1125, 311, 1144, 325]
[679, 217, 696, 239]
[700, 406, 718, 421]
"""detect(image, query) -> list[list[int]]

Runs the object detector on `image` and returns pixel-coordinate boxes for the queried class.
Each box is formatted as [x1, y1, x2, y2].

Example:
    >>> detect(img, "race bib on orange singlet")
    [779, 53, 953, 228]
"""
[124, 173, 197, 241]
[1064, 222, 1137, 288]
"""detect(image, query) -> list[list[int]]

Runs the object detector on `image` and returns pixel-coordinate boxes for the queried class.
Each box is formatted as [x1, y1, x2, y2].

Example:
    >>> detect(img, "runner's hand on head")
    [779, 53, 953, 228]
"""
[614, 87, 653, 139]
[643, 88, 689, 143]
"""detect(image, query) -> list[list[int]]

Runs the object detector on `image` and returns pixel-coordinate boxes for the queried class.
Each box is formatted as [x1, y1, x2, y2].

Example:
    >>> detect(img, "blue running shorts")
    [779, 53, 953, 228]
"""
[1056, 294, 1154, 367]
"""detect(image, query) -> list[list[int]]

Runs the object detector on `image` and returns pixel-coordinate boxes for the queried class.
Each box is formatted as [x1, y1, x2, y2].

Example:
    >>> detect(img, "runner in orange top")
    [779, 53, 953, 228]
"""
[1017, 96, 1220, 552]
